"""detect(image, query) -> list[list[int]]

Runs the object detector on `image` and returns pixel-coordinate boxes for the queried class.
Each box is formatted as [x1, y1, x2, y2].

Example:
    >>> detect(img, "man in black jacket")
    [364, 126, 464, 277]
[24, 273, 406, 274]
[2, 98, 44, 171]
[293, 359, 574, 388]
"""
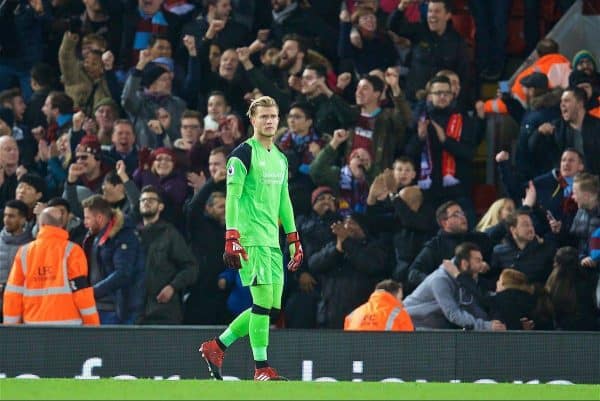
[284, 186, 341, 328]
[0, 136, 21, 215]
[183, 191, 230, 324]
[490, 209, 555, 286]
[138, 185, 198, 324]
[270, 0, 338, 63]
[308, 212, 389, 329]
[184, 147, 227, 238]
[529, 87, 600, 175]
[405, 75, 476, 226]
[180, 0, 249, 55]
[406, 200, 492, 292]
[388, 0, 470, 102]
[186, 20, 252, 117]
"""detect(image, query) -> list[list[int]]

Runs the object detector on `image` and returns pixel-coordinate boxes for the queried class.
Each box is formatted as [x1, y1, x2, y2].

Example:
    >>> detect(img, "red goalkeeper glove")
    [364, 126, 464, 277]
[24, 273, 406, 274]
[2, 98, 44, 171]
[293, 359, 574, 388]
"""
[223, 229, 248, 269]
[286, 232, 303, 272]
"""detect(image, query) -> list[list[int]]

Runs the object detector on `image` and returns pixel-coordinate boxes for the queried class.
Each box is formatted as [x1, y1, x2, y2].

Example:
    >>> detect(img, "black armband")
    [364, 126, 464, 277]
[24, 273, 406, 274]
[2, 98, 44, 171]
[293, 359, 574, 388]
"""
[69, 276, 91, 292]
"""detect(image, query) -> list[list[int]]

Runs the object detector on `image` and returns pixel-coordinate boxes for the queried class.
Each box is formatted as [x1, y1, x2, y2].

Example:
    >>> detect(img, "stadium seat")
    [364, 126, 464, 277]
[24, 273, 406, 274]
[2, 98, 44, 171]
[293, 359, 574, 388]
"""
[451, 0, 476, 48]
[471, 183, 498, 218]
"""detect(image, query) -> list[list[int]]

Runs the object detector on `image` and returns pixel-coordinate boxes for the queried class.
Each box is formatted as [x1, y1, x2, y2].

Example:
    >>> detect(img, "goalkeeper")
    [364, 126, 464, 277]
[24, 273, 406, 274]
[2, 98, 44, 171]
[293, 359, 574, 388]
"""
[199, 96, 303, 381]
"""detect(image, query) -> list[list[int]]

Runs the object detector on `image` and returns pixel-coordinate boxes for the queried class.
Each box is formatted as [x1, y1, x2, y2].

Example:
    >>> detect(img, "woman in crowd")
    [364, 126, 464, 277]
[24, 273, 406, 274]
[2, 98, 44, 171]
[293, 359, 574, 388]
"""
[476, 197, 515, 245]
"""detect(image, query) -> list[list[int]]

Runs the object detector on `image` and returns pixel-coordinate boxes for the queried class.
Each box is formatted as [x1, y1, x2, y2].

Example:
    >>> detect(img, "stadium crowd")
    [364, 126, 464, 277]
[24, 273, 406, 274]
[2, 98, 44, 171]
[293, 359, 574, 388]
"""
[0, 0, 599, 331]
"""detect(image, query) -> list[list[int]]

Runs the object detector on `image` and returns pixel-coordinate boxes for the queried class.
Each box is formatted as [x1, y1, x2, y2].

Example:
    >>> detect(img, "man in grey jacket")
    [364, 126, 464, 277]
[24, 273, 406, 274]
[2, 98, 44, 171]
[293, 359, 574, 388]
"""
[404, 242, 506, 331]
[0, 200, 33, 321]
[121, 49, 186, 149]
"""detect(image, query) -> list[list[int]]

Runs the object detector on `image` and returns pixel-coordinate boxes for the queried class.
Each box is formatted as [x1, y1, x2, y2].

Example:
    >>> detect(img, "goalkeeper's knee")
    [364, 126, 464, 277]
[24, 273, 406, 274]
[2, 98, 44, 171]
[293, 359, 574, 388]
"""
[251, 304, 271, 316]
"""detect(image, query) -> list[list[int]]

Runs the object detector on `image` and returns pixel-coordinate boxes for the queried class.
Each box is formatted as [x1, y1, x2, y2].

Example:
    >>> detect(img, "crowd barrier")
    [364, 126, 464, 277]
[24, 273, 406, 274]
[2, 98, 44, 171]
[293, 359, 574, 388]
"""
[1, 326, 598, 383]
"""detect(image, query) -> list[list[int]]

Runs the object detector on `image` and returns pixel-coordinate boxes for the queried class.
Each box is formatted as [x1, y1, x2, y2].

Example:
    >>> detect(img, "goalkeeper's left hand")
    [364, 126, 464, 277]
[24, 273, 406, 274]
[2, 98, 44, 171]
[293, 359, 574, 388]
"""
[286, 232, 303, 272]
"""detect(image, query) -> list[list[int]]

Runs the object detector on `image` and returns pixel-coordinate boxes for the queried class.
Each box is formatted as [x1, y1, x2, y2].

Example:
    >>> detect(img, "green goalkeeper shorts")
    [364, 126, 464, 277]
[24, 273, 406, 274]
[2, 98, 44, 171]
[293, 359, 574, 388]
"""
[239, 246, 284, 287]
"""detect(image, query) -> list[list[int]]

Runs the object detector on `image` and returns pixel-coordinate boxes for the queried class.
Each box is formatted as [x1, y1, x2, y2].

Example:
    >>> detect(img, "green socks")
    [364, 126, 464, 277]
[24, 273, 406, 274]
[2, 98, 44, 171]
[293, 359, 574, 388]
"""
[218, 308, 251, 347]
[218, 283, 283, 362]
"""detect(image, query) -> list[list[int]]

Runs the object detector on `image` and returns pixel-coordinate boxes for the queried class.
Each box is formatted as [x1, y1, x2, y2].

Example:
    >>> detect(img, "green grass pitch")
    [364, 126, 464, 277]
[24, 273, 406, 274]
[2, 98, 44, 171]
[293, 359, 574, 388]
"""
[1, 379, 599, 400]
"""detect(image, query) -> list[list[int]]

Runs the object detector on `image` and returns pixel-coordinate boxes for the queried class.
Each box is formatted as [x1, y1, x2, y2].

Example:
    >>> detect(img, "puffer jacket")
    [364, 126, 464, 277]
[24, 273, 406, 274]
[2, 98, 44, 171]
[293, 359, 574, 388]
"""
[84, 209, 145, 323]
[569, 205, 600, 259]
[0, 228, 33, 285]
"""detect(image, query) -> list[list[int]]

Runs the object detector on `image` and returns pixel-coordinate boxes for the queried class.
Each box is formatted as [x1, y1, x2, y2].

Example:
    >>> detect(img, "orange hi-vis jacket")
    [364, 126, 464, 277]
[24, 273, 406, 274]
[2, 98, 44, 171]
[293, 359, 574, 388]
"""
[590, 97, 600, 118]
[3, 225, 99, 325]
[484, 53, 571, 115]
[344, 290, 414, 331]
[511, 53, 571, 106]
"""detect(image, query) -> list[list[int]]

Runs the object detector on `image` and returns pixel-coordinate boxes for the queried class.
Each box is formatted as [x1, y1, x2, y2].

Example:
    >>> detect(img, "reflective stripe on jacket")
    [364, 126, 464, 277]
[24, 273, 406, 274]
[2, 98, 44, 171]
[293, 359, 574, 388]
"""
[3, 225, 99, 325]
[344, 290, 414, 331]
[483, 98, 508, 114]
[511, 54, 571, 106]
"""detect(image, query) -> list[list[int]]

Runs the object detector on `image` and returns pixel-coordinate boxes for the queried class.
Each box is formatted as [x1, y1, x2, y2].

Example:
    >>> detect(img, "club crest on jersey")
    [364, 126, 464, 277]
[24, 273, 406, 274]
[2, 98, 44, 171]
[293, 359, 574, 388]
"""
[227, 165, 234, 176]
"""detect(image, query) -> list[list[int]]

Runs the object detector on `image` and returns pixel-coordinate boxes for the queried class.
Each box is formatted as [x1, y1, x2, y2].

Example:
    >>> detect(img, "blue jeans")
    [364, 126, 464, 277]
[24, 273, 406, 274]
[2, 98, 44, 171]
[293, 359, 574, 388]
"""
[0, 62, 32, 101]
[469, 0, 512, 72]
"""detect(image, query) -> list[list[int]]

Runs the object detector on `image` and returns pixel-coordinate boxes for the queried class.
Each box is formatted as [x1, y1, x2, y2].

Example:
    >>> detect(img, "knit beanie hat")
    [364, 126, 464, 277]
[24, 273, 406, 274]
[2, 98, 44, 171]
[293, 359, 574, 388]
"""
[141, 62, 169, 88]
[0, 107, 14, 128]
[572, 50, 597, 71]
[76, 134, 102, 156]
[151, 147, 176, 165]
[153, 57, 175, 73]
[93, 97, 119, 114]
[311, 186, 335, 206]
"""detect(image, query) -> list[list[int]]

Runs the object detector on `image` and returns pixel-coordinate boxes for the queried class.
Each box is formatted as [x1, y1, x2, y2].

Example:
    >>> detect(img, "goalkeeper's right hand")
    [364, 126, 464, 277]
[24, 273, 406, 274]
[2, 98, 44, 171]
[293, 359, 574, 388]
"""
[223, 229, 248, 269]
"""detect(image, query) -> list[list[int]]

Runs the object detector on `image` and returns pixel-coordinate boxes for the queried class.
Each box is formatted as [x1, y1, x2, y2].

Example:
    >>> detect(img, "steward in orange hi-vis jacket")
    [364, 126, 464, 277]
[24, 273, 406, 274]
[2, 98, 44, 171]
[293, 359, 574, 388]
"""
[344, 279, 414, 332]
[3, 208, 99, 325]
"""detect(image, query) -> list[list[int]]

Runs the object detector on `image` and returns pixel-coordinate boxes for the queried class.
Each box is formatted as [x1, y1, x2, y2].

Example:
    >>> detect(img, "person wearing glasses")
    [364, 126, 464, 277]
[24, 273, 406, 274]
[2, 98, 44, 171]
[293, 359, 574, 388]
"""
[406, 200, 492, 293]
[137, 185, 198, 324]
[405, 75, 477, 229]
[66, 134, 113, 194]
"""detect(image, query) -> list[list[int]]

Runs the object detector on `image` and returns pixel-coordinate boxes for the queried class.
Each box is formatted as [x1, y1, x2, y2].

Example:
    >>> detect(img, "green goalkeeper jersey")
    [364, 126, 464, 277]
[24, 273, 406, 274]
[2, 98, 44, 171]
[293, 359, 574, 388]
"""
[225, 137, 296, 248]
